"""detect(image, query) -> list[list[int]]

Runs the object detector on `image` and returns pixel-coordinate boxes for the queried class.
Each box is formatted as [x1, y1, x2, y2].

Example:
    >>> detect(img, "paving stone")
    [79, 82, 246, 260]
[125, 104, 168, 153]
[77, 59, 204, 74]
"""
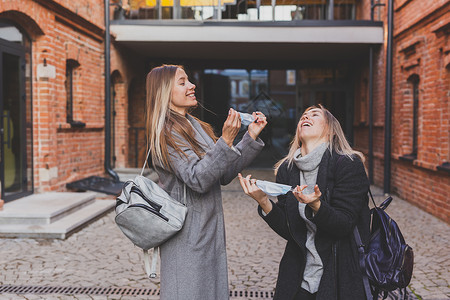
[0, 170, 448, 299]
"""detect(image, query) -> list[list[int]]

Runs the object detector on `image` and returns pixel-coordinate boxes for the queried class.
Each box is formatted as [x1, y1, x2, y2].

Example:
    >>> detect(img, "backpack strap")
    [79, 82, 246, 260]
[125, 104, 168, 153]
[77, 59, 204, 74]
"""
[141, 147, 152, 176]
[354, 227, 375, 300]
[368, 188, 377, 208]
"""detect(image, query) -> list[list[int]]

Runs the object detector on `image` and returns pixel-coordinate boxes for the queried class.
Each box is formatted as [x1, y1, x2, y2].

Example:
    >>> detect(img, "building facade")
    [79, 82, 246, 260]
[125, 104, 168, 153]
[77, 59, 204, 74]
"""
[0, 0, 131, 200]
[389, 0, 449, 222]
[0, 0, 448, 222]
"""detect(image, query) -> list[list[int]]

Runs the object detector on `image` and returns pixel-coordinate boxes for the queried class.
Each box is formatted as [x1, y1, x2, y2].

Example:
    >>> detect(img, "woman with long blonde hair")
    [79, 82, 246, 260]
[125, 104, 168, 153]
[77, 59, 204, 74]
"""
[145, 64, 267, 300]
[239, 104, 370, 300]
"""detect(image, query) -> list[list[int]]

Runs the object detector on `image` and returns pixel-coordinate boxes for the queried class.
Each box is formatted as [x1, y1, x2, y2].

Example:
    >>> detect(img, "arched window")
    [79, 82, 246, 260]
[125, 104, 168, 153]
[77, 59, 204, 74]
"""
[0, 21, 26, 44]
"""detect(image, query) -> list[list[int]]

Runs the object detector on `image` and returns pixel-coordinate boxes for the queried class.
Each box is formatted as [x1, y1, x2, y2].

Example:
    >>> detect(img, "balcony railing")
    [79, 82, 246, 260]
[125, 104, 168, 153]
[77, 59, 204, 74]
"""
[113, 0, 357, 21]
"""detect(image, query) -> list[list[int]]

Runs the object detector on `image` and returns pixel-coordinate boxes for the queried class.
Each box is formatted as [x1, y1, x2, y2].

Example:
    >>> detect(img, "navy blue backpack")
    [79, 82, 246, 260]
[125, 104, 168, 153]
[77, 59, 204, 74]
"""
[354, 191, 414, 300]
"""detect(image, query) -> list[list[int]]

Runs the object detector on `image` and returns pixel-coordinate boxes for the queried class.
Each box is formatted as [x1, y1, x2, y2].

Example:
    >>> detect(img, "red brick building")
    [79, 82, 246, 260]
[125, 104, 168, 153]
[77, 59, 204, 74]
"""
[373, 0, 450, 222]
[0, 0, 132, 200]
[391, 0, 449, 222]
[0, 0, 448, 222]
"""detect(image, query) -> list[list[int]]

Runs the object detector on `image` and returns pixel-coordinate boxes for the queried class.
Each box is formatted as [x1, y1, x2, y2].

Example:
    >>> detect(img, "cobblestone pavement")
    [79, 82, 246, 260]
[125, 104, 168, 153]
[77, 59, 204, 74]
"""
[0, 170, 449, 299]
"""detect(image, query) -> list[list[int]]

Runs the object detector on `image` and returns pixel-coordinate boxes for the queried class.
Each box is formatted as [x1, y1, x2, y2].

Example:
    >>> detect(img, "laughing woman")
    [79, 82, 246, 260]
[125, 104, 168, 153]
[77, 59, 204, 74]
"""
[145, 65, 267, 300]
[239, 105, 370, 300]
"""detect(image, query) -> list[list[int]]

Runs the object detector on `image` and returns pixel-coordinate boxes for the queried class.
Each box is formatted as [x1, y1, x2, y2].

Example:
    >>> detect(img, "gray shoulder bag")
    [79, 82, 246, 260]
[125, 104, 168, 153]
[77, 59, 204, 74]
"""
[115, 148, 188, 278]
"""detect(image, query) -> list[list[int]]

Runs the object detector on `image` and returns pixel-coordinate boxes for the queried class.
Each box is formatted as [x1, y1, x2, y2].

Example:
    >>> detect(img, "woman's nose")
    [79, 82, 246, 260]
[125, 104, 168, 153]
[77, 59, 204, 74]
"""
[189, 82, 196, 90]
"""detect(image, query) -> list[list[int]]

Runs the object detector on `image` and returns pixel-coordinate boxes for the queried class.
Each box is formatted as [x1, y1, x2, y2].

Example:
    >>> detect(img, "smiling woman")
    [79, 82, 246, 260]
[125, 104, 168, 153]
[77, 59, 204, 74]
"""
[297, 108, 328, 156]
[238, 104, 370, 300]
[143, 64, 268, 300]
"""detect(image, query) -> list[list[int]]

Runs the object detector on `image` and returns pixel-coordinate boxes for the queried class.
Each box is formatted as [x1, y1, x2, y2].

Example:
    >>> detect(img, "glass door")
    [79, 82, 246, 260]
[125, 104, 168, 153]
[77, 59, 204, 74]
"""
[0, 44, 29, 200]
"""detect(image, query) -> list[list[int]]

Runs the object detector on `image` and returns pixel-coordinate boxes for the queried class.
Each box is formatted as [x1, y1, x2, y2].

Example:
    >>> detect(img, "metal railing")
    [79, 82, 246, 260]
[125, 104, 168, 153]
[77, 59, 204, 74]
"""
[113, 0, 357, 21]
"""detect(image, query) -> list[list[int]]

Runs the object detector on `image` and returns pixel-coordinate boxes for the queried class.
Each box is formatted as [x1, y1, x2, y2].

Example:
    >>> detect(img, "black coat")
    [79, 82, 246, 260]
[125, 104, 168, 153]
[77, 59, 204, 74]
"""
[259, 150, 370, 300]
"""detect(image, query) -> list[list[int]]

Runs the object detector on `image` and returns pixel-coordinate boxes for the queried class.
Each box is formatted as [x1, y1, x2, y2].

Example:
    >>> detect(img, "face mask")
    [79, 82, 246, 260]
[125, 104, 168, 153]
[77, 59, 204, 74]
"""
[238, 112, 255, 127]
[255, 180, 293, 196]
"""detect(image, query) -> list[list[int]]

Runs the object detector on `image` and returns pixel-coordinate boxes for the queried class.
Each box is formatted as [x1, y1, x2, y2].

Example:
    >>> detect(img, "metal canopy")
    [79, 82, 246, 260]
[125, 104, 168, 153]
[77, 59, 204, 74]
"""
[111, 21, 383, 63]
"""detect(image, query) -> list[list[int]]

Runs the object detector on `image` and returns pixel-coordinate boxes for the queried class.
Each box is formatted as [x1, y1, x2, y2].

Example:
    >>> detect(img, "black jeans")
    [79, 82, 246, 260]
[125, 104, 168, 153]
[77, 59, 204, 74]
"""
[294, 287, 317, 300]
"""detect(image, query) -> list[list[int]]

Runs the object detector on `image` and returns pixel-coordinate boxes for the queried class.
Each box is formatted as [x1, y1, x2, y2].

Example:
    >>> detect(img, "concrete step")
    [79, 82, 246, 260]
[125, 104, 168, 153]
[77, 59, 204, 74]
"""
[0, 199, 115, 239]
[0, 192, 96, 225]
[0, 192, 97, 225]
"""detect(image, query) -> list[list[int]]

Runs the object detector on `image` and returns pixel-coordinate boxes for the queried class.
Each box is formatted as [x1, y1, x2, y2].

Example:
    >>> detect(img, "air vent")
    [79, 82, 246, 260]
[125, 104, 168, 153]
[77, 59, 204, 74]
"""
[0, 285, 159, 296]
[0, 285, 415, 299]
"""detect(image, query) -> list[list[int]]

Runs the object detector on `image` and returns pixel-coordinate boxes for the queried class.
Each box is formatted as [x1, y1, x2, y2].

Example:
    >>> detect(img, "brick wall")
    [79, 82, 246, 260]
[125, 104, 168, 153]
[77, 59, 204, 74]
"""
[50, 0, 105, 29]
[353, 0, 449, 223]
[369, 0, 450, 223]
[0, 0, 132, 192]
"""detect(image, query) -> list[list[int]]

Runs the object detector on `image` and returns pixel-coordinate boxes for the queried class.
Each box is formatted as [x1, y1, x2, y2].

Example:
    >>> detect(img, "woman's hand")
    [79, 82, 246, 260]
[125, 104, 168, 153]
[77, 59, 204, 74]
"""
[247, 112, 267, 140]
[222, 108, 241, 147]
[238, 173, 273, 214]
[293, 185, 322, 212]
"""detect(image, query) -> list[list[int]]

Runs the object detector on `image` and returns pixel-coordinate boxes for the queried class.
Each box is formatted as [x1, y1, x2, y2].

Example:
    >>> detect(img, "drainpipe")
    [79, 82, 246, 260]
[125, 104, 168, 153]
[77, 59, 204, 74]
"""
[256, 0, 261, 20]
[368, 46, 374, 184]
[104, 0, 120, 182]
[368, 0, 375, 184]
[370, 0, 374, 20]
[369, 1, 385, 184]
[328, 0, 334, 20]
[383, 0, 393, 193]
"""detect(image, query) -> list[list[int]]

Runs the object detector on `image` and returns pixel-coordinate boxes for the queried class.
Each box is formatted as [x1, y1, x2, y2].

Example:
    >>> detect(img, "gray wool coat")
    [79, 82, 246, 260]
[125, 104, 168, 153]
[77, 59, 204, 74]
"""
[155, 115, 264, 300]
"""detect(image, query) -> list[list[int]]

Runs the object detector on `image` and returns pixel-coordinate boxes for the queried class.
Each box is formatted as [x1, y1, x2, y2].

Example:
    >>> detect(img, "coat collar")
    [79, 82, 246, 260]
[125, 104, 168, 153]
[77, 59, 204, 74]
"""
[186, 114, 214, 150]
[316, 149, 332, 196]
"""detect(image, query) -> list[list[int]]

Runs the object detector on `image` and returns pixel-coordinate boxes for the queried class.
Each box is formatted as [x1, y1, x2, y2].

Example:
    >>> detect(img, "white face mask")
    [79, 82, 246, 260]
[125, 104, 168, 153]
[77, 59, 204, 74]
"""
[238, 112, 255, 126]
[255, 180, 293, 196]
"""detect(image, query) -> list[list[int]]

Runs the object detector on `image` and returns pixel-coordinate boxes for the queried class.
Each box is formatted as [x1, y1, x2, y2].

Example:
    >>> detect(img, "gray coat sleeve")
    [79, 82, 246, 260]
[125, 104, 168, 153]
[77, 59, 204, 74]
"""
[219, 131, 265, 185]
[168, 134, 262, 194]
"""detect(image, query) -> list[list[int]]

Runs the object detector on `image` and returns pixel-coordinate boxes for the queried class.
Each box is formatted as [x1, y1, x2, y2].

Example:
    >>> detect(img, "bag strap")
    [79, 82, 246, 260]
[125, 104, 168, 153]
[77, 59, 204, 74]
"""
[141, 147, 187, 206]
[368, 188, 377, 208]
[141, 147, 152, 176]
[144, 247, 159, 279]
[354, 227, 374, 300]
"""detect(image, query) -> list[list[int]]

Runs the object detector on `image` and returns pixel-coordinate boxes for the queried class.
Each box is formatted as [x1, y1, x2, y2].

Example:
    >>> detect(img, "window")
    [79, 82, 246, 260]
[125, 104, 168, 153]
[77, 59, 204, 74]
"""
[231, 80, 237, 97]
[65, 59, 84, 127]
[239, 80, 249, 97]
[410, 75, 419, 157]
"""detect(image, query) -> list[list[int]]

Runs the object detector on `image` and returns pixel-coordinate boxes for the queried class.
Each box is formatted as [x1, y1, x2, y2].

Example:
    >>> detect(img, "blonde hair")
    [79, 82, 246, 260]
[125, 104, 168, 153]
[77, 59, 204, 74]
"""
[274, 104, 364, 174]
[145, 64, 217, 171]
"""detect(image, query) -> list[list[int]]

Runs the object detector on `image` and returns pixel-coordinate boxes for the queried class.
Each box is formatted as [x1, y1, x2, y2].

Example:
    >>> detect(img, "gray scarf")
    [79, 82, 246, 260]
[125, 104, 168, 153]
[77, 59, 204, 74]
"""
[293, 142, 328, 194]
[292, 142, 328, 293]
